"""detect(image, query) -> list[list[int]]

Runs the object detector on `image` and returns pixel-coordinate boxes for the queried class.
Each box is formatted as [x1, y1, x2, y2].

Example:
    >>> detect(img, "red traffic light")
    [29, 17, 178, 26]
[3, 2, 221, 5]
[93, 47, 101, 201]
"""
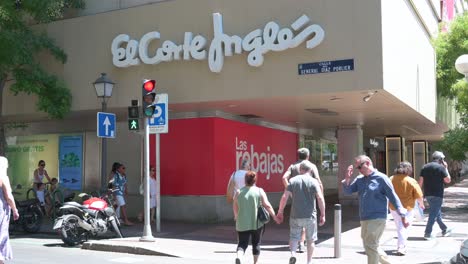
[143, 79, 156, 92]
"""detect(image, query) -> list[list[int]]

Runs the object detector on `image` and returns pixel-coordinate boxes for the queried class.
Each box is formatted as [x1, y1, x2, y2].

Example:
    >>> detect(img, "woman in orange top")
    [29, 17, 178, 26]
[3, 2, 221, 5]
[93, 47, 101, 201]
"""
[389, 161, 425, 256]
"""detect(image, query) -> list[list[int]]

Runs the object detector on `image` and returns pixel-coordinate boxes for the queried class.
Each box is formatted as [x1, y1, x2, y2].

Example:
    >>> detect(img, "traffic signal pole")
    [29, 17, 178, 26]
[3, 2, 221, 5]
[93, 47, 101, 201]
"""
[139, 79, 158, 241]
[156, 133, 161, 232]
[140, 117, 155, 242]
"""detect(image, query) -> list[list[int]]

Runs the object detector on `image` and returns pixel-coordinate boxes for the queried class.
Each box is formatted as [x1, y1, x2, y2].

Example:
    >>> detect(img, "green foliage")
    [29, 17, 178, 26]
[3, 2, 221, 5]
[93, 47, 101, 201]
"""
[434, 127, 468, 160]
[435, 13, 468, 100]
[435, 13, 468, 161]
[0, 0, 84, 119]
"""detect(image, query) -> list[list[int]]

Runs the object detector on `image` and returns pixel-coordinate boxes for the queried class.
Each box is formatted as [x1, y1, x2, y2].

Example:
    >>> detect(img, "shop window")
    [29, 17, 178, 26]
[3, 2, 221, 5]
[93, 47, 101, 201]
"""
[302, 138, 338, 175]
[412, 141, 427, 180]
[385, 136, 403, 176]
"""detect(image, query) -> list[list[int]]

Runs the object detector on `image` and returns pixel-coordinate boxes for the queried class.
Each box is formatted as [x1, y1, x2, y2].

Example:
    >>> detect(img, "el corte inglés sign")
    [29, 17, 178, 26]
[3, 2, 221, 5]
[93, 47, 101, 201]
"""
[111, 13, 324, 73]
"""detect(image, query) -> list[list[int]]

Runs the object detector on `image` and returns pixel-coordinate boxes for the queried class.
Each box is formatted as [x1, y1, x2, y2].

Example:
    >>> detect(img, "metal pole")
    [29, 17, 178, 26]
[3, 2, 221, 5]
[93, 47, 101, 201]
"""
[140, 117, 155, 241]
[101, 100, 107, 193]
[334, 203, 342, 258]
[156, 133, 161, 232]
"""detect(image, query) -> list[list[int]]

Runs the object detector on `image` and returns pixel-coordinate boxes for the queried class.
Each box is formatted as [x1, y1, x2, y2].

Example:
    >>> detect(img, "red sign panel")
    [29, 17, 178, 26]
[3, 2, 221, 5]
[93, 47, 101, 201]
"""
[150, 117, 297, 195]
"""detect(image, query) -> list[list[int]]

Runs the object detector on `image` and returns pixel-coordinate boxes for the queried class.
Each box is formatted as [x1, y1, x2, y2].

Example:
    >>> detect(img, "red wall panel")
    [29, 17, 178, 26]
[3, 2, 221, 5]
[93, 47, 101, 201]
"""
[150, 117, 297, 195]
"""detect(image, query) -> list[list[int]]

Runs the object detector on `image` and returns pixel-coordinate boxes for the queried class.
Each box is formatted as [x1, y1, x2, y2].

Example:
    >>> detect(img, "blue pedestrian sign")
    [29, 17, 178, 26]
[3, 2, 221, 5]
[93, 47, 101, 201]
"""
[97, 112, 116, 138]
[149, 93, 168, 134]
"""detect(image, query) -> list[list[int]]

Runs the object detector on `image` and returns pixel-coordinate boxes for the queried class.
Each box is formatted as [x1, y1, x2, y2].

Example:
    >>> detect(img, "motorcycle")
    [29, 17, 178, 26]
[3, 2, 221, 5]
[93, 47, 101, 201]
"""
[10, 184, 43, 233]
[53, 190, 123, 246]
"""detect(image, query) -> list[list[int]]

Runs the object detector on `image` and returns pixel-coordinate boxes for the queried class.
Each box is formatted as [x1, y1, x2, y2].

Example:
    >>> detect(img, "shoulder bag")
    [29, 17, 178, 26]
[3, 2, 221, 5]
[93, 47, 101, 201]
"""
[257, 187, 270, 224]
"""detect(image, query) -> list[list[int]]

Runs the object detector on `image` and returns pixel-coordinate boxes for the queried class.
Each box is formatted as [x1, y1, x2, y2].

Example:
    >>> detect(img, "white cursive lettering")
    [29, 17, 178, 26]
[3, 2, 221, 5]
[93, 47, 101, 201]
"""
[111, 13, 324, 73]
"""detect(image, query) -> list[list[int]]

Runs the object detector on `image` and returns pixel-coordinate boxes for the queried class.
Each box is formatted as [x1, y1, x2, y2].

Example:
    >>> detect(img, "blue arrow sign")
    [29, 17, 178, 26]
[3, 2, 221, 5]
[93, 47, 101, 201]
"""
[97, 112, 116, 138]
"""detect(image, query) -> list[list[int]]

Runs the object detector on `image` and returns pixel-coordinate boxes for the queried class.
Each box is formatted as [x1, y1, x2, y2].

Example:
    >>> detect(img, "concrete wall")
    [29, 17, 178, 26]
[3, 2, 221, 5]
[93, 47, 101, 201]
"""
[156, 192, 283, 223]
[75, 0, 168, 17]
[3, 0, 384, 118]
[407, 0, 440, 36]
[381, 0, 437, 123]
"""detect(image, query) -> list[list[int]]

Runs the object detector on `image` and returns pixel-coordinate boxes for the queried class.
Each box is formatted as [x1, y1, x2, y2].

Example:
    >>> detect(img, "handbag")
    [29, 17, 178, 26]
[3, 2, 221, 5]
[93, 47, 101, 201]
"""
[257, 188, 270, 224]
[139, 183, 144, 196]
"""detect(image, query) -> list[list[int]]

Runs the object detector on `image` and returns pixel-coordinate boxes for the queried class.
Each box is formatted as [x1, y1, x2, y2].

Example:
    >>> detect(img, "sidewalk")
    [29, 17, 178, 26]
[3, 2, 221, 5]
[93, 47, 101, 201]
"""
[54, 179, 468, 263]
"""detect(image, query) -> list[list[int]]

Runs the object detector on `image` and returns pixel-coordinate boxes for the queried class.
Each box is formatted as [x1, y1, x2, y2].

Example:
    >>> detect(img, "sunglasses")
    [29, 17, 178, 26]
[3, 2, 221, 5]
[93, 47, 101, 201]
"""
[39, 164, 45, 167]
[356, 161, 366, 170]
[151, 169, 155, 172]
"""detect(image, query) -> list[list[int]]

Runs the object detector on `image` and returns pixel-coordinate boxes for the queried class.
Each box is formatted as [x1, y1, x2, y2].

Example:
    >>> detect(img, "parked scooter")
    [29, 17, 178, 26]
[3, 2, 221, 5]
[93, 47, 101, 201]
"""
[53, 190, 122, 246]
[10, 184, 43, 233]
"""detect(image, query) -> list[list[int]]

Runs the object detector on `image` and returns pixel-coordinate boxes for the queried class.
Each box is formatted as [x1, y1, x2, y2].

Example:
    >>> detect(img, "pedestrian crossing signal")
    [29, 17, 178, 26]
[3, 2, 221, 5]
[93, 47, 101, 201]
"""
[128, 118, 139, 131]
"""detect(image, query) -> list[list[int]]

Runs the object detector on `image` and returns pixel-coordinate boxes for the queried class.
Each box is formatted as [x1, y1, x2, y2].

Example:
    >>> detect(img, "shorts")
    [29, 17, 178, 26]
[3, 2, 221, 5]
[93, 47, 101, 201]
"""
[150, 195, 157, 208]
[290, 217, 318, 242]
[115, 195, 126, 207]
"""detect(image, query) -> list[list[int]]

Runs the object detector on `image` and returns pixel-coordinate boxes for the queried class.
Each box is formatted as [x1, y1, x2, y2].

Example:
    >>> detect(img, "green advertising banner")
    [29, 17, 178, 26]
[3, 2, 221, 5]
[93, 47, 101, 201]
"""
[6, 134, 59, 193]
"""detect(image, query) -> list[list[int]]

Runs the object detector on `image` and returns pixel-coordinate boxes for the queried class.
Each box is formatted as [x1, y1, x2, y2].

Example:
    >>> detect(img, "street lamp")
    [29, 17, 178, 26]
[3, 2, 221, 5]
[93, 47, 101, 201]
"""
[93, 73, 115, 193]
[455, 54, 468, 81]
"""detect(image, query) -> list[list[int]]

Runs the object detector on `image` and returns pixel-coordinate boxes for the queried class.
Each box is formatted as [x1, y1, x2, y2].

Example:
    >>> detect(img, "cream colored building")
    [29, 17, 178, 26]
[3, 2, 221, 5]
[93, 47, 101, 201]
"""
[3, 0, 457, 221]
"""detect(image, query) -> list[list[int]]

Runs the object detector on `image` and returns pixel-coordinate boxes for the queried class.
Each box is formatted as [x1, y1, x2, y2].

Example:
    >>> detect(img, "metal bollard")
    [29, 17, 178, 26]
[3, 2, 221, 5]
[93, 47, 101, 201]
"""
[334, 204, 342, 258]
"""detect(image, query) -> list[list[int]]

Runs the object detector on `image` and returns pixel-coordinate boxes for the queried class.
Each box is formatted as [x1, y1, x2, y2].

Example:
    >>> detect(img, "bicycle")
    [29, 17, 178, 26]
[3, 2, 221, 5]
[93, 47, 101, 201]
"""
[26, 182, 73, 219]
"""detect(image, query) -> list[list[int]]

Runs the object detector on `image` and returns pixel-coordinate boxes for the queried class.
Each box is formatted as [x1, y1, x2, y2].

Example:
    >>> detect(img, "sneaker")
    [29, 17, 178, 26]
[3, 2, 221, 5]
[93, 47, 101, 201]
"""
[289, 256, 297, 264]
[297, 243, 304, 253]
[235, 257, 241, 264]
[396, 247, 407, 256]
[442, 228, 452, 237]
[424, 234, 435, 240]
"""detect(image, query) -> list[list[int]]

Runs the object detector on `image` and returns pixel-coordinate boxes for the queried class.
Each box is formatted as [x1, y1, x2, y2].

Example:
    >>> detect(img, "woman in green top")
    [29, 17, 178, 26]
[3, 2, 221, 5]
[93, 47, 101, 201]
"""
[233, 171, 278, 264]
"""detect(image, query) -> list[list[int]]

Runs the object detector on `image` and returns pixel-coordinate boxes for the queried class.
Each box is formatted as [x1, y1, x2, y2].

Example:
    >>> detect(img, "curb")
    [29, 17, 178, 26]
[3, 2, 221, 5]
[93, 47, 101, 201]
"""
[81, 241, 178, 257]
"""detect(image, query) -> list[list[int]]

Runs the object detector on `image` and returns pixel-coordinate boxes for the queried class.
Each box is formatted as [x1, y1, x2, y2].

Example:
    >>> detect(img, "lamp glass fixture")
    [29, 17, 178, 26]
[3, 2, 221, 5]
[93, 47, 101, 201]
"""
[455, 54, 468, 76]
[93, 73, 115, 98]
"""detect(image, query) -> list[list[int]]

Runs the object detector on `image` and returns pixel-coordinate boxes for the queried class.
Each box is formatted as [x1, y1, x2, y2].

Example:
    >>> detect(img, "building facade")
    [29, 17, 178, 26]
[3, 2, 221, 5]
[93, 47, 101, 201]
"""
[3, 0, 463, 222]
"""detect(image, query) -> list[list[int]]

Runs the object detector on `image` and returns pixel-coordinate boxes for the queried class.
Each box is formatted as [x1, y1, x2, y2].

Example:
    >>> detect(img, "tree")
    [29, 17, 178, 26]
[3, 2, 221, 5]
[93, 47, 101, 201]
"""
[434, 13, 468, 161]
[0, 0, 84, 155]
[435, 13, 468, 100]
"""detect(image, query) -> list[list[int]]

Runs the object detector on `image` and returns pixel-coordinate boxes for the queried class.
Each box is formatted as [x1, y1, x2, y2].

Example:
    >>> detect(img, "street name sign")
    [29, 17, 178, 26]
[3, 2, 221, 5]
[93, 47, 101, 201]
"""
[298, 58, 354, 75]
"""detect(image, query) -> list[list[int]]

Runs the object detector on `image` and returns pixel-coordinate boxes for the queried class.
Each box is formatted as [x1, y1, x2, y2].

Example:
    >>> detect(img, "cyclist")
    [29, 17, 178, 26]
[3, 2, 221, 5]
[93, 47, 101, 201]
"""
[33, 160, 52, 207]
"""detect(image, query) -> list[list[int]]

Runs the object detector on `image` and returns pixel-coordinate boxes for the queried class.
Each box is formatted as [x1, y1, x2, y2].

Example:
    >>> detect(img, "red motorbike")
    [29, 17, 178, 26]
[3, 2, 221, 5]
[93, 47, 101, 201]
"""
[53, 191, 122, 246]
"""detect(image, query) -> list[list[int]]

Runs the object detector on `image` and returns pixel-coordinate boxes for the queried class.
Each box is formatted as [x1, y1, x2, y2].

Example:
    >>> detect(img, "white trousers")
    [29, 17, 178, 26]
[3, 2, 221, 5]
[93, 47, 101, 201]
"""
[390, 209, 415, 250]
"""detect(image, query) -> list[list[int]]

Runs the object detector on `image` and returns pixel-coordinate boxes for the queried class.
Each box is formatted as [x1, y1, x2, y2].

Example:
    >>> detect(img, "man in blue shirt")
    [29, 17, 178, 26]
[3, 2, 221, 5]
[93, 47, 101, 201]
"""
[342, 155, 408, 264]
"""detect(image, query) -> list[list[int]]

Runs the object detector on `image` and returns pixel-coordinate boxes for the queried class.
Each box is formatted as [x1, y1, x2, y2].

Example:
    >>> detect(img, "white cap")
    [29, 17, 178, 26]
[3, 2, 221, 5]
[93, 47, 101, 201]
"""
[461, 239, 468, 257]
[432, 151, 445, 160]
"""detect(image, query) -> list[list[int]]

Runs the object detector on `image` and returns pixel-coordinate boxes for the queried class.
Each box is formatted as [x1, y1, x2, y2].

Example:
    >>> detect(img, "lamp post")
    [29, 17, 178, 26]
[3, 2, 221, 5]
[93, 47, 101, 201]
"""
[455, 54, 468, 81]
[93, 73, 115, 193]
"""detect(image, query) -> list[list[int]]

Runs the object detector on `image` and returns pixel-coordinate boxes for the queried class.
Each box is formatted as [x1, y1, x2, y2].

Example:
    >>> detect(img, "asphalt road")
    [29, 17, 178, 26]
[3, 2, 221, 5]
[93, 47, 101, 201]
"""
[10, 234, 221, 264]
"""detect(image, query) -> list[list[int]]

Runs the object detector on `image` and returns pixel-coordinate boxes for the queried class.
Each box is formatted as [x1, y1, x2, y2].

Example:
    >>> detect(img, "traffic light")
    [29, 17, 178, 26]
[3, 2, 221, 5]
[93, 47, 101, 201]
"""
[128, 119, 139, 130]
[142, 79, 156, 117]
[128, 100, 140, 131]
[128, 100, 139, 118]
